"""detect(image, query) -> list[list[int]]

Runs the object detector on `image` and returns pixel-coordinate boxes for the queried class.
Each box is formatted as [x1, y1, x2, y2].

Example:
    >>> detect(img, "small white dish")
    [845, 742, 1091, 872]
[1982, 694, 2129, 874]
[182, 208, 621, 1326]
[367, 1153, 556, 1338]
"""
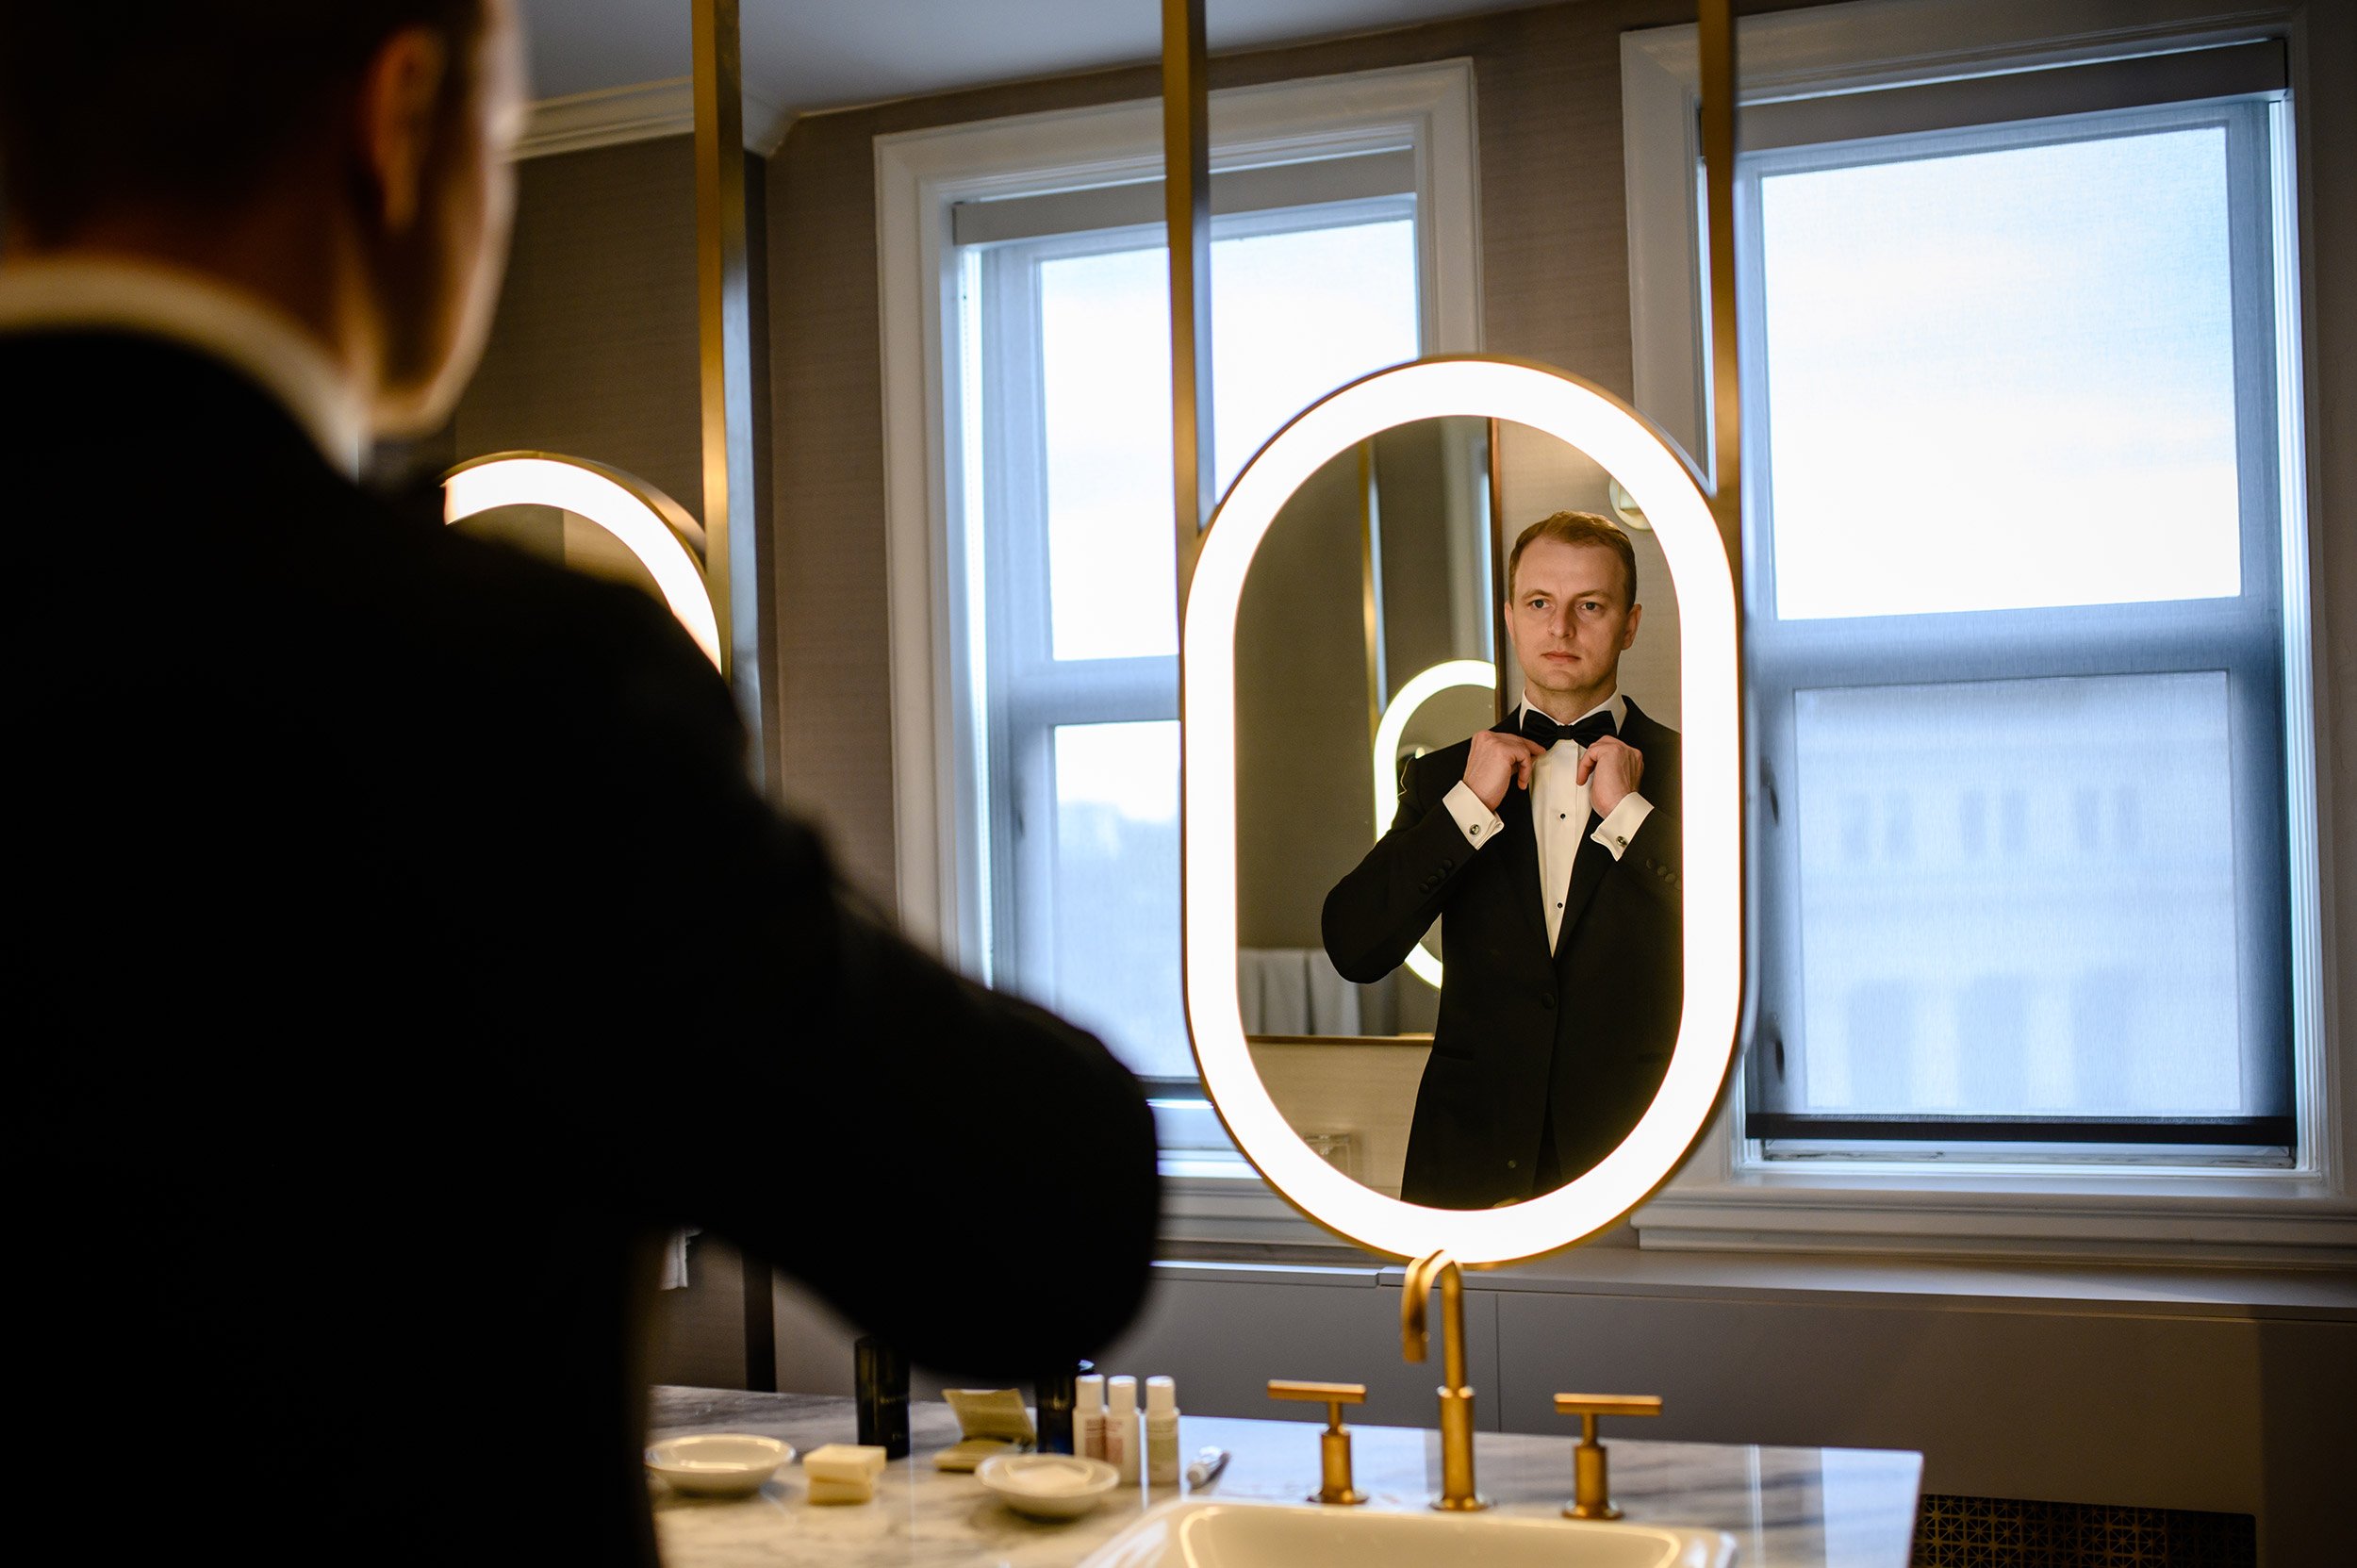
[645, 1433, 793, 1497]
[976, 1453, 1121, 1520]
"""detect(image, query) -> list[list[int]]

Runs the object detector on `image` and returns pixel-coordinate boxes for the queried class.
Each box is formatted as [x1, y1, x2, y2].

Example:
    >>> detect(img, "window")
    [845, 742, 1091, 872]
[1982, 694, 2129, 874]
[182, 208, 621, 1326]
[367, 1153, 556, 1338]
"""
[875, 66, 1477, 1121]
[957, 183, 1422, 1084]
[1737, 59, 2301, 1161]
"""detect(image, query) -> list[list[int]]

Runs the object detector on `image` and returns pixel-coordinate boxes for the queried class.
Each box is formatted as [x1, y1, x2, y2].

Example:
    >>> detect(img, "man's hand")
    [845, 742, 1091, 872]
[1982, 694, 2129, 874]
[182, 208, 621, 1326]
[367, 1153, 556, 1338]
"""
[1464, 732, 1546, 812]
[1578, 735, 1644, 817]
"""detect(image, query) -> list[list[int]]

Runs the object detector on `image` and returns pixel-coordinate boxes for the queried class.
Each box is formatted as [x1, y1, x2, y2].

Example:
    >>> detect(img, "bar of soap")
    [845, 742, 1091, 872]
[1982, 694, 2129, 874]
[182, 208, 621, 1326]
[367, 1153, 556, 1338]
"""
[803, 1444, 889, 1484]
[805, 1477, 875, 1506]
[934, 1438, 1023, 1473]
[944, 1388, 1037, 1444]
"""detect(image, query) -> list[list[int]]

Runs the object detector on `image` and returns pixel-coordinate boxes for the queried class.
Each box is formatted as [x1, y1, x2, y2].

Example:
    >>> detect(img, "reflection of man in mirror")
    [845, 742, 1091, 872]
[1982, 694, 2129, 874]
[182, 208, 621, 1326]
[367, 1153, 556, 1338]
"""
[1324, 512, 1681, 1209]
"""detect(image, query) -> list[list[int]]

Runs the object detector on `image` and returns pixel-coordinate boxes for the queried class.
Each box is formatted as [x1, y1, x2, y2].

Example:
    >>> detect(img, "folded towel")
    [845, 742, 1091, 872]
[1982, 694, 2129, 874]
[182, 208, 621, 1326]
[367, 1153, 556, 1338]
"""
[1238, 948, 1363, 1035]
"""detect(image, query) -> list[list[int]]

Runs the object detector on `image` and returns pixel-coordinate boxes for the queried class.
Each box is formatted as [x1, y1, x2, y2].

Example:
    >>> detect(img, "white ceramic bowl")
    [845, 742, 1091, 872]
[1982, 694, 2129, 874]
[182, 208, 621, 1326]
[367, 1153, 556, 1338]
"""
[645, 1433, 793, 1497]
[976, 1453, 1122, 1520]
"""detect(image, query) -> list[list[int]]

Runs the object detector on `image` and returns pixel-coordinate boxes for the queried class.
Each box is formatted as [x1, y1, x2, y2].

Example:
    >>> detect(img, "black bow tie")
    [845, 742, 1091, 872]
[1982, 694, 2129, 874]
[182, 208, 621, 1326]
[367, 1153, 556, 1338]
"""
[1521, 707, 1616, 751]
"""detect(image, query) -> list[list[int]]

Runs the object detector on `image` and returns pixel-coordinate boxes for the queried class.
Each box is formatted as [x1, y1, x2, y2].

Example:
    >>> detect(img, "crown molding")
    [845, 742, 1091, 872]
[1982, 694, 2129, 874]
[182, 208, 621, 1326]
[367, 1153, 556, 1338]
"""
[520, 77, 793, 161]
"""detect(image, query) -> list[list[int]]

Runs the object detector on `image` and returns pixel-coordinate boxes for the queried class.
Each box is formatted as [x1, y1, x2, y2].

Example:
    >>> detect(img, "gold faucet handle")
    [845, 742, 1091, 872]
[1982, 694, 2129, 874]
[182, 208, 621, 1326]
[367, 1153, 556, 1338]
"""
[1554, 1394, 1662, 1424]
[1268, 1380, 1368, 1506]
[1553, 1394, 1662, 1521]
[1269, 1379, 1366, 1420]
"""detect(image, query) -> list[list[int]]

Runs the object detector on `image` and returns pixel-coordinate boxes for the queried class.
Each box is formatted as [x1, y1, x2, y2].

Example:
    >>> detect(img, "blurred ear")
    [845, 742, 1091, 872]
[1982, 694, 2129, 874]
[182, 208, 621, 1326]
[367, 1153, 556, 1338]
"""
[1622, 602, 1644, 648]
[357, 28, 450, 234]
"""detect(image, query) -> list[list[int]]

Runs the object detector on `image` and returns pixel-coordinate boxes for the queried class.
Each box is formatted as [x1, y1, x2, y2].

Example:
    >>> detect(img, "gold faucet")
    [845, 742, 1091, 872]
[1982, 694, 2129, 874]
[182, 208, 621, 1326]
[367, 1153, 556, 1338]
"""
[1266, 1380, 1369, 1505]
[1401, 1249, 1486, 1511]
[1554, 1394, 1663, 1519]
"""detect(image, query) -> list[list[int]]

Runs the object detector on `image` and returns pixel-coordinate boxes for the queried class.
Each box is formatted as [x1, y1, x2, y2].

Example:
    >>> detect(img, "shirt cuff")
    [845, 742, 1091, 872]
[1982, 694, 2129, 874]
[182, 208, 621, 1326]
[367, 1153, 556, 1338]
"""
[1591, 793, 1653, 860]
[1442, 781, 1506, 850]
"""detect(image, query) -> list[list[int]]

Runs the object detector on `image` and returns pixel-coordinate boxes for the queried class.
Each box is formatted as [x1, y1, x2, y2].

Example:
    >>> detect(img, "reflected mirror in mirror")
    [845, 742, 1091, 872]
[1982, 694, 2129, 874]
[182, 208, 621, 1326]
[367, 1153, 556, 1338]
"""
[1233, 417, 1684, 1208]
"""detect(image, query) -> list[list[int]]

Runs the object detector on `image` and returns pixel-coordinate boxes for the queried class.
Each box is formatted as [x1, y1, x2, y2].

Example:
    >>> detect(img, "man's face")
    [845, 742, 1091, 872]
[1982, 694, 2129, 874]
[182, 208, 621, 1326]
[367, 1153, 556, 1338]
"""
[373, 0, 525, 437]
[1506, 538, 1641, 709]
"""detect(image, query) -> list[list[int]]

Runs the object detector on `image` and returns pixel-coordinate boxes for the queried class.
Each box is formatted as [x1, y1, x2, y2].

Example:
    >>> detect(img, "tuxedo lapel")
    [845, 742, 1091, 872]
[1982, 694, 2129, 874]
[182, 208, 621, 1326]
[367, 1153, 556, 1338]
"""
[1486, 713, 1553, 963]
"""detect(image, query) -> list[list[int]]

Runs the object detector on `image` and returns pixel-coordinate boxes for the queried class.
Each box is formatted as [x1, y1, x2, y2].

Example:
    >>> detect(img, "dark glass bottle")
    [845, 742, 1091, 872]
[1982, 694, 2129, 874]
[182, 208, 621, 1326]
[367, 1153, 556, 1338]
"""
[853, 1336, 910, 1460]
[1034, 1360, 1086, 1455]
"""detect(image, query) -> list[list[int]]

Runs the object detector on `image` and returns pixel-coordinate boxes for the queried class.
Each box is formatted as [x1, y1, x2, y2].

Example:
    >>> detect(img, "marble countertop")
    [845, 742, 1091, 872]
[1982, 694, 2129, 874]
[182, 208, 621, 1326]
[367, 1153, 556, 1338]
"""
[649, 1387, 1921, 1568]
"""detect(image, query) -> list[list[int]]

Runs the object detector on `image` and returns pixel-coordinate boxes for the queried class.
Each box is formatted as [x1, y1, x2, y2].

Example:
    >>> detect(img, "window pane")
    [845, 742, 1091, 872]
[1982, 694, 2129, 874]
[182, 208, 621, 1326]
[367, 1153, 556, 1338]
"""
[1047, 720, 1192, 1080]
[1040, 248, 1180, 661]
[1035, 217, 1419, 661]
[1790, 671, 2245, 1117]
[1759, 127, 2241, 619]
[1211, 219, 1419, 491]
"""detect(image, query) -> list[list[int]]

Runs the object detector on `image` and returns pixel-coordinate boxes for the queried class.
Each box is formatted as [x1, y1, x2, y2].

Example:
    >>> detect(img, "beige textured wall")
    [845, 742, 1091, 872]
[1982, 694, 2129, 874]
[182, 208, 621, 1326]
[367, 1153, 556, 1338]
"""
[454, 138, 708, 520]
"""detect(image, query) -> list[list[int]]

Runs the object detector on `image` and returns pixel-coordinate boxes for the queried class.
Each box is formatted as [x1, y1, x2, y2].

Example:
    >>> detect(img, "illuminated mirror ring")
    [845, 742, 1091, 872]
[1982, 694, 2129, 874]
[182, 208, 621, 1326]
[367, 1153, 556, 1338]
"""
[1372, 657, 1497, 990]
[443, 452, 723, 669]
[1184, 356, 1739, 1265]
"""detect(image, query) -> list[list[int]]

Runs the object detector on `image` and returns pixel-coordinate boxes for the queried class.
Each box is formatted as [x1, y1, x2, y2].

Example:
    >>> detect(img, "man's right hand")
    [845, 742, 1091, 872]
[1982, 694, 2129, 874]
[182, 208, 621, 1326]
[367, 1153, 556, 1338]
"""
[1463, 731, 1546, 811]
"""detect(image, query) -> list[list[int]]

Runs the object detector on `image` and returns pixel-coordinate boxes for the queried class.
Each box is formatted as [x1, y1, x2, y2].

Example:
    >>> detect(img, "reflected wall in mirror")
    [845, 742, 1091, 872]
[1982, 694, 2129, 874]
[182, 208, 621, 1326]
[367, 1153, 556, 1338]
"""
[1232, 416, 1686, 1206]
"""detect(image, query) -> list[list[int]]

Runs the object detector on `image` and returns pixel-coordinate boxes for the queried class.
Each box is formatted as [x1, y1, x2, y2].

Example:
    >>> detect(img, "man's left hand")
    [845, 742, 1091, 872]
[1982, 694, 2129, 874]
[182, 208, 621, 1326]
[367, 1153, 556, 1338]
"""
[1578, 736, 1644, 817]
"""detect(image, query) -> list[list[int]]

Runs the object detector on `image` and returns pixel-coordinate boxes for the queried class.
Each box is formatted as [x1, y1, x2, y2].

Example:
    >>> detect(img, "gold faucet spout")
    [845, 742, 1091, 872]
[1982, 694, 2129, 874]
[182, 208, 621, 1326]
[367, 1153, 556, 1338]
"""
[1401, 1248, 1485, 1511]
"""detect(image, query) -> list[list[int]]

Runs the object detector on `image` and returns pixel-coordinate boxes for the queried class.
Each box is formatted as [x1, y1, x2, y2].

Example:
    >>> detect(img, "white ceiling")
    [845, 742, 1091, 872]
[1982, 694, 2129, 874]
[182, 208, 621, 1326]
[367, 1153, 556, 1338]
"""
[519, 1, 1539, 118]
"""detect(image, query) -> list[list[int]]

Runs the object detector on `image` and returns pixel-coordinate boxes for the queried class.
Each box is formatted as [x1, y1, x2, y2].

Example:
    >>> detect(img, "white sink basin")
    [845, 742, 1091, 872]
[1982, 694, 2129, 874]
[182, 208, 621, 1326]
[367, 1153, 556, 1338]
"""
[1077, 1498, 1738, 1568]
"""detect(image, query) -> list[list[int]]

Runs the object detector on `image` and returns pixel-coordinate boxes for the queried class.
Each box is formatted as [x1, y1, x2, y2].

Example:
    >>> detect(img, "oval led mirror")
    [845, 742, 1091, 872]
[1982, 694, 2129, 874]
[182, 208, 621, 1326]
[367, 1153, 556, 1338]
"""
[1183, 357, 1739, 1265]
[444, 452, 722, 668]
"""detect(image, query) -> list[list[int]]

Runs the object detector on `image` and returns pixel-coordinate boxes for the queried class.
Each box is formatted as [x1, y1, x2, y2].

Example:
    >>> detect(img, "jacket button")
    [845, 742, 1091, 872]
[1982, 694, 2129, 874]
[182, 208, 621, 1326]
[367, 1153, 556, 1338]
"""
[1442, 858, 1455, 870]
[1540, 995, 1556, 1011]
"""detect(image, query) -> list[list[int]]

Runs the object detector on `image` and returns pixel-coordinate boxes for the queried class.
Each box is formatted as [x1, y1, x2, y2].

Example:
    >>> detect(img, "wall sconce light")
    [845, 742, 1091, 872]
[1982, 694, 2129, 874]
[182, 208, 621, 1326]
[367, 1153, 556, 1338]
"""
[1372, 657, 1499, 990]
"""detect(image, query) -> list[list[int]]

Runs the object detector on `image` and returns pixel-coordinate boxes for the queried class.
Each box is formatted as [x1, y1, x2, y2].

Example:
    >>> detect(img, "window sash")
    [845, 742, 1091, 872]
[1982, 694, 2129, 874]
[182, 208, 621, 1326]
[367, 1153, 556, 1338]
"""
[1735, 94, 2296, 1150]
[1738, 38, 2286, 153]
[951, 147, 1415, 246]
[966, 185, 1420, 1069]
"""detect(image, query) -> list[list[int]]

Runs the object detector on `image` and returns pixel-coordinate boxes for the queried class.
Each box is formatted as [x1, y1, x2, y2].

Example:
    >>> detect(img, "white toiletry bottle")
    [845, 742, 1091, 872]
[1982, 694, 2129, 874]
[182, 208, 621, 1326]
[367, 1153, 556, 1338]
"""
[1107, 1375, 1139, 1484]
[1076, 1374, 1107, 1461]
[1145, 1376, 1180, 1486]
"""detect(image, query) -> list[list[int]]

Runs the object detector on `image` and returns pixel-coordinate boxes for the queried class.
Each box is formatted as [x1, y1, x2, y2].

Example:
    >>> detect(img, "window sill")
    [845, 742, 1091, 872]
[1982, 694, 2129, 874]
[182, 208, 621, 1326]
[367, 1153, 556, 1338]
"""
[1634, 1156, 2357, 1268]
[1159, 1145, 2357, 1271]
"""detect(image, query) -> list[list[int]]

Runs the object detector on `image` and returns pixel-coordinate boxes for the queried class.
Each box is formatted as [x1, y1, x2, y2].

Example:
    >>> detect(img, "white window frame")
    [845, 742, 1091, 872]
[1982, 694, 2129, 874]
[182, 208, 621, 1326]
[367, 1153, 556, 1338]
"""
[874, 62, 1479, 1239]
[966, 192, 1422, 1058]
[1622, 0, 2353, 1266]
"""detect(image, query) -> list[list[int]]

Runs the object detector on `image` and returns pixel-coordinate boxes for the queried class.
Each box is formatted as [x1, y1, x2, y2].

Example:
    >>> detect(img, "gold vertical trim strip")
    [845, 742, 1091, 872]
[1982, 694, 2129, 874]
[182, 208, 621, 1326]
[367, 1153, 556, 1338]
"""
[1486, 415, 1508, 723]
[693, 0, 765, 768]
[1697, 0, 1742, 554]
[1164, 0, 1213, 601]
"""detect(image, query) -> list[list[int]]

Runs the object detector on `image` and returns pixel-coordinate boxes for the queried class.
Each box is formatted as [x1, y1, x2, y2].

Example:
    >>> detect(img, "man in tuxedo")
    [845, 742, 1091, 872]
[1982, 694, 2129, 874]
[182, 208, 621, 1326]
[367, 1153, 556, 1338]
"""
[1325, 512, 1681, 1208]
[1, 5, 1156, 1563]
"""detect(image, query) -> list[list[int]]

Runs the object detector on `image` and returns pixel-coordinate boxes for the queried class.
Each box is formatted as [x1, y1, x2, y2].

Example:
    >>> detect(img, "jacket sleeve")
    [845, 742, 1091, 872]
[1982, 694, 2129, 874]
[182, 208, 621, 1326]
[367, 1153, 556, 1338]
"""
[1321, 751, 1483, 983]
[1606, 799, 1683, 918]
[531, 584, 1160, 1380]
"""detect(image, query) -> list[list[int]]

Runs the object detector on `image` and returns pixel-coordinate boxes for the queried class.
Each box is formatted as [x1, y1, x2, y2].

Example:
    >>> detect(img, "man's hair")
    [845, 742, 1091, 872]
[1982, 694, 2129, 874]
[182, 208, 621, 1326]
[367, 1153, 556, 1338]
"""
[1506, 510, 1637, 604]
[0, 1, 485, 244]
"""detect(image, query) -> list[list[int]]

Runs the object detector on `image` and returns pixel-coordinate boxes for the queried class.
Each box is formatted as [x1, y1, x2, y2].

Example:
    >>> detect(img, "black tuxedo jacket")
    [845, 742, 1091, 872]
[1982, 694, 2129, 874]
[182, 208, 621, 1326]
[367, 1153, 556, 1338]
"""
[5, 333, 1159, 1566]
[1323, 702, 1683, 1207]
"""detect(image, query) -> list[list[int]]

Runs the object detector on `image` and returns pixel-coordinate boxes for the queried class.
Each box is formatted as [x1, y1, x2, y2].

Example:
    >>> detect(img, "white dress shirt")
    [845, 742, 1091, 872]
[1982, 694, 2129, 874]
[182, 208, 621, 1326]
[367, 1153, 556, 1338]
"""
[1439, 691, 1655, 952]
[0, 256, 367, 477]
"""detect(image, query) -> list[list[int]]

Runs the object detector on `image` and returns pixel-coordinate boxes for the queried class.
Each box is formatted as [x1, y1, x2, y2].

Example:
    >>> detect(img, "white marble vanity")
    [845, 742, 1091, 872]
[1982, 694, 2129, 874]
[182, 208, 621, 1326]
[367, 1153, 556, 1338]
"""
[649, 1386, 1922, 1568]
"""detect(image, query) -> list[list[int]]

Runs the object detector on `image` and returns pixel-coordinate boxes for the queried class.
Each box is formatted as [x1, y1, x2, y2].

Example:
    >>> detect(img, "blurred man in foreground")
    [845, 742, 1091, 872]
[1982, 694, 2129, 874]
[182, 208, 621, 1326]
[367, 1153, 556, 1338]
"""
[0, 4, 1158, 1562]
